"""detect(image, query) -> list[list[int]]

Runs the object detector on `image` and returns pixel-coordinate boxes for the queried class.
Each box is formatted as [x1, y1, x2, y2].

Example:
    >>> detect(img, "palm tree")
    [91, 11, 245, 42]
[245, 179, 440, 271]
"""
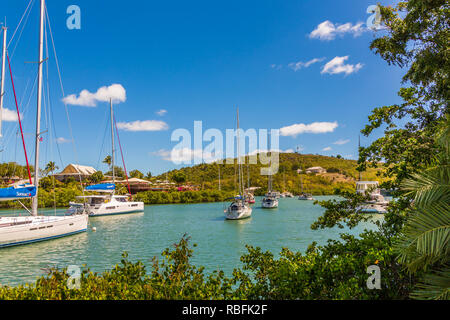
[103, 156, 112, 169]
[396, 118, 450, 300]
[45, 161, 58, 176]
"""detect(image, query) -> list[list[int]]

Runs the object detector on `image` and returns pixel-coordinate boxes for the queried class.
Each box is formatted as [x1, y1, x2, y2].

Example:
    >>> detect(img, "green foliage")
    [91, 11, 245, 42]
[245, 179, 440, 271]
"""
[0, 162, 32, 183]
[361, 0, 448, 191]
[44, 161, 58, 176]
[103, 156, 112, 167]
[89, 171, 104, 184]
[311, 190, 373, 230]
[233, 230, 413, 300]
[0, 234, 413, 300]
[396, 118, 450, 299]
[171, 172, 187, 185]
[106, 166, 125, 179]
[0, 236, 234, 300]
[155, 153, 382, 195]
[129, 170, 144, 179]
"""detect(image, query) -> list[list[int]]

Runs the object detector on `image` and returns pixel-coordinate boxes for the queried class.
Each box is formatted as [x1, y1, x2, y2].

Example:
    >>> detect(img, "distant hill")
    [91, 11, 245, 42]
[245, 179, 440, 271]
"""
[155, 153, 384, 195]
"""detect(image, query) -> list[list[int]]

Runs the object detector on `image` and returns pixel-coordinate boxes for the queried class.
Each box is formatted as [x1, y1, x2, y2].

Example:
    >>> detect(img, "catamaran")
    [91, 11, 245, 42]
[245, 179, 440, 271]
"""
[225, 108, 252, 220]
[355, 137, 388, 214]
[0, 0, 88, 248]
[68, 99, 144, 217]
[356, 181, 388, 214]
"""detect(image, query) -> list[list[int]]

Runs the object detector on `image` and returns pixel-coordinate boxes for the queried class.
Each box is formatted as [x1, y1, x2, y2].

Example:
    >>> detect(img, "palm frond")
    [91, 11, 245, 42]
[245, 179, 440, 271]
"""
[396, 203, 450, 271]
[411, 266, 450, 300]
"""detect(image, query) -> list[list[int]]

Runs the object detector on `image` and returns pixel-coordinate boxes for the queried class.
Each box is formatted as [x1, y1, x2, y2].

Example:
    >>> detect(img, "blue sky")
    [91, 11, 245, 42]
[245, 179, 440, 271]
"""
[0, 0, 403, 175]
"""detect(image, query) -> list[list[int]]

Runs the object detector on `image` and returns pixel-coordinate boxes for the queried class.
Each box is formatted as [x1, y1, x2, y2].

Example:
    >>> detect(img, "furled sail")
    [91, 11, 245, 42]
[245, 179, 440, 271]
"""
[85, 183, 115, 192]
[0, 185, 36, 201]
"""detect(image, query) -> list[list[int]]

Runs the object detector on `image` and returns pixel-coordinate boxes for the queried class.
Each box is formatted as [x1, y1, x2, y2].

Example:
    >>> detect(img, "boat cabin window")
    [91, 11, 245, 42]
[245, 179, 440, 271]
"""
[90, 197, 107, 205]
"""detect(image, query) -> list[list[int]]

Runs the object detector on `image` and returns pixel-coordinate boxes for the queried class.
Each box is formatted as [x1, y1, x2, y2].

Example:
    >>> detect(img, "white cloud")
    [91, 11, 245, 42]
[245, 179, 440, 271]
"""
[321, 56, 363, 75]
[156, 109, 167, 116]
[2, 108, 19, 122]
[309, 20, 365, 41]
[333, 139, 350, 145]
[56, 137, 70, 144]
[288, 58, 325, 71]
[63, 84, 126, 107]
[280, 121, 338, 137]
[117, 120, 168, 132]
[323, 147, 332, 151]
[270, 64, 282, 70]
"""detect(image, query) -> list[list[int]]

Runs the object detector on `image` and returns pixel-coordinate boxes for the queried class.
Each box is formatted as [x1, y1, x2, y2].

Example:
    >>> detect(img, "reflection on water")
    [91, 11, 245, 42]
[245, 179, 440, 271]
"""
[0, 196, 382, 286]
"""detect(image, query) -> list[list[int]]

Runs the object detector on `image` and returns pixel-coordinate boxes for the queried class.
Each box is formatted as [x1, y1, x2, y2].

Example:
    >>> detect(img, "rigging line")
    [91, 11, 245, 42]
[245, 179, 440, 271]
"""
[7, 52, 32, 184]
[1, 60, 31, 149]
[114, 115, 131, 194]
[45, 7, 84, 195]
[43, 15, 64, 169]
[7, 0, 34, 48]
[15, 70, 39, 170]
[2, 69, 37, 167]
[96, 113, 110, 171]
[43, 18, 58, 215]
[9, 0, 35, 61]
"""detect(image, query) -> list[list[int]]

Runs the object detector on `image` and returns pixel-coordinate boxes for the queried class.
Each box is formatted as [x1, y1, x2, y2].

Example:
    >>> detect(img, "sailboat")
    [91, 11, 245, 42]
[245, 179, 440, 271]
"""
[244, 157, 255, 204]
[68, 99, 144, 217]
[225, 108, 252, 220]
[298, 173, 313, 200]
[0, 1, 88, 248]
[356, 137, 388, 214]
[261, 150, 279, 209]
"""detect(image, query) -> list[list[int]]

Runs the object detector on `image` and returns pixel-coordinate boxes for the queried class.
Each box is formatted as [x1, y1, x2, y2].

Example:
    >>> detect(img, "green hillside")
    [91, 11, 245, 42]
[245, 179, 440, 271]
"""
[155, 153, 384, 195]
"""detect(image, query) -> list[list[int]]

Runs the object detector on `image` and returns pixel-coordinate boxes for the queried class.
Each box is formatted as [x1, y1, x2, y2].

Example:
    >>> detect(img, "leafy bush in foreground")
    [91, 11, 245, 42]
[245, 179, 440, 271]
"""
[0, 233, 413, 300]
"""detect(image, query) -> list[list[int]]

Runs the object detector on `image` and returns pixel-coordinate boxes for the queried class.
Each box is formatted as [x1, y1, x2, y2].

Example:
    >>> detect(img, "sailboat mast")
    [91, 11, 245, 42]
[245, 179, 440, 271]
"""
[110, 98, 115, 185]
[31, 0, 45, 216]
[236, 107, 242, 197]
[0, 23, 7, 137]
[358, 135, 361, 181]
[268, 132, 272, 192]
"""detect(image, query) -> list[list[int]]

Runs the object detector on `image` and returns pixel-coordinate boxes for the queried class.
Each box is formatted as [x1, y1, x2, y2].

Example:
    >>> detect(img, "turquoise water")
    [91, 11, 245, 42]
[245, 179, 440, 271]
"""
[0, 196, 383, 286]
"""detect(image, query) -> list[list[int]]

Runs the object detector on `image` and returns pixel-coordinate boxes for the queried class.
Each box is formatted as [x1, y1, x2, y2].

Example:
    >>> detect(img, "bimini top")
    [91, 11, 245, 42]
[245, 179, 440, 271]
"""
[0, 185, 37, 202]
[85, 183, 115, 192]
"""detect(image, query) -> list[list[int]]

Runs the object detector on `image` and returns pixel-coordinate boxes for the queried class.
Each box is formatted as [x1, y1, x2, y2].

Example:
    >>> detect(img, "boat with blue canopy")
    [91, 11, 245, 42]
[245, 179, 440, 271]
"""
[0, 185, 36, 201]
[85, 183, 115, 192]
[0, 0, 88, 249]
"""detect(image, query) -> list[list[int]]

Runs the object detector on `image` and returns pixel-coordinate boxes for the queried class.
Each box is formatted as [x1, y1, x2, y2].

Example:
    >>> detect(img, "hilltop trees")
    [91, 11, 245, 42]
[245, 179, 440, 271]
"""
[130, 170, 144, 179]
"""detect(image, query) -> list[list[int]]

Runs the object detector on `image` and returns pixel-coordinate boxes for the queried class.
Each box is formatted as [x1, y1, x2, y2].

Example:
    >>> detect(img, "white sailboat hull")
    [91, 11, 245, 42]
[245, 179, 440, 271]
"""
[225, 206, 252, 220]
[89, 201, 144, 217]
[298, 196, 314, 200]
[0, 214, 88, 248]
[70, 201, 144, 217]
[262, 198, 279, 208]
[358, 202, 388, 214]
